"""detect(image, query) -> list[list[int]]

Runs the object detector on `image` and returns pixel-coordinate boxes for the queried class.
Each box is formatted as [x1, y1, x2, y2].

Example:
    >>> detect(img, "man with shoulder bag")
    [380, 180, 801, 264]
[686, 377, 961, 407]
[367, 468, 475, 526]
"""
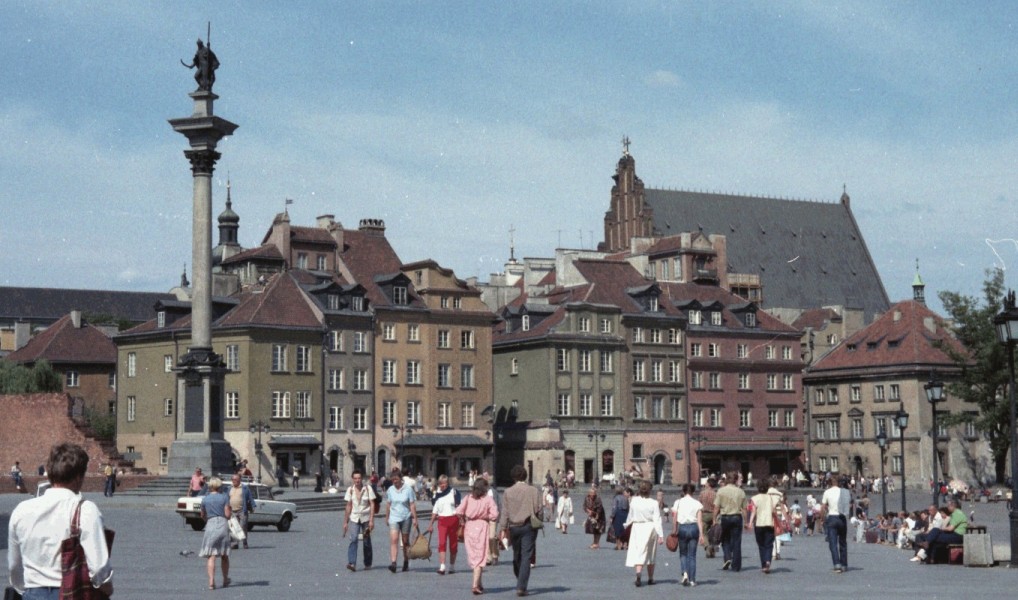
[228, 474, 255, 550]
[343, 470, 377, 572]
[497, 465, 542, 597]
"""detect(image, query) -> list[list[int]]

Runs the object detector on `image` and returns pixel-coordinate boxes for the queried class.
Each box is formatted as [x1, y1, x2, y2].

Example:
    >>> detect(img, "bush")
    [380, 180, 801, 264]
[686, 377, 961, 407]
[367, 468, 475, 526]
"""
[84, 408, 117, 441]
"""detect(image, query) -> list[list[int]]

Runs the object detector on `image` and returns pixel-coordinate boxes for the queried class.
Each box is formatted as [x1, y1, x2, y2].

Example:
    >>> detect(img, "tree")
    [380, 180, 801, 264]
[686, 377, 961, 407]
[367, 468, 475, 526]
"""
[0, 359, 63, 394]
[937, 268, 1012, 483]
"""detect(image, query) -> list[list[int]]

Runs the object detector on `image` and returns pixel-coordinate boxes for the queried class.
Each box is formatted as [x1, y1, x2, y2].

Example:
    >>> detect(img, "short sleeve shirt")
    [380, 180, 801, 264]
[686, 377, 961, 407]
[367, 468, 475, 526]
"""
[386, 484, 416, 524]
[821, 487, 850, 517]
[201, 491, 230, 518]
[345, 484, 377, 523]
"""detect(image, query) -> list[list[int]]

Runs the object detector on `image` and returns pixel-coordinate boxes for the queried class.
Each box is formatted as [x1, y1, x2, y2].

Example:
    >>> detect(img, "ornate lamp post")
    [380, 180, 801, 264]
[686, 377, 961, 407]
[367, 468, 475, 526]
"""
[896, 409, 909, 512]
[691, 433, 707, 486]
[780, 435, 793, 476]
[876, 427, 888, 516]
[924, 376, 945, 506]
[992, 289, 1018, 567]
[392, 423, 414, 475]
[588, 428, 606, 484]
[249, 420, 270, 483]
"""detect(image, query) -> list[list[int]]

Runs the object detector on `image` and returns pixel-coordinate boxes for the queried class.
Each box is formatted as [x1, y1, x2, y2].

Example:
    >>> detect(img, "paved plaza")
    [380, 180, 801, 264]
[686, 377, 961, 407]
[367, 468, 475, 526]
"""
[3, 488, 1018, 598]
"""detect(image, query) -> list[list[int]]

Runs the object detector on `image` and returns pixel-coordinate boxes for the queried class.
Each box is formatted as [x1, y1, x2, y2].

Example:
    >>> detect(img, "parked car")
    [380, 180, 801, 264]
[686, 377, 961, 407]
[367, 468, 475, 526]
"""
[176, 482, 297, 532]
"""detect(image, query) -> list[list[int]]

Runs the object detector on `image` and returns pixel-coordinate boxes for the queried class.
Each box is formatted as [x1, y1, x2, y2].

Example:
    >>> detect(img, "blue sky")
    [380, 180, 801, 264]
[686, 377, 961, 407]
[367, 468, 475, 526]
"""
[3, 2, 1018, 315]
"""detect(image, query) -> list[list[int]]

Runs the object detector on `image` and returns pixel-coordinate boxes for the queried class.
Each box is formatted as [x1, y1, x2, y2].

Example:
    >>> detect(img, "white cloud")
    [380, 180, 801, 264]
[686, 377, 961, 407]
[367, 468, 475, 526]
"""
[644, 70, 682, 89]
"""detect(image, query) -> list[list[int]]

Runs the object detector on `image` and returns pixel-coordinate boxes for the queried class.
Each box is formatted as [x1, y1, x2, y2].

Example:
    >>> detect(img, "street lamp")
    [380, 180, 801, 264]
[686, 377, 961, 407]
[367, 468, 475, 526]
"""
[249, 420, 270, 483]
[876, 427, 888, 516]
[588, 428, 606, 485]
[896, 408, 909, 512]
[691, 434, 707, 487]
[780, 435, 793, 476]
[392, 423, 414, 475]
[482, 404, 499, 486]
[992, 289, 1018, 568]
[924, 376, 945, 506]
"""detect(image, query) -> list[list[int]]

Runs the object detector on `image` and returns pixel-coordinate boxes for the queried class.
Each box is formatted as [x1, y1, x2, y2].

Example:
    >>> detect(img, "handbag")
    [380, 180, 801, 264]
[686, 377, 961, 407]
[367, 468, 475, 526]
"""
[228, 515, 246, 542]
[408, 524, 432, 560]
[772, 512, 784, 536]
[61, 500, 114, 600]
[707, 522, 722, 546]
[665, 532, 679, 552]
[529, 514, 544, 530]
[4, 586, 22, 600]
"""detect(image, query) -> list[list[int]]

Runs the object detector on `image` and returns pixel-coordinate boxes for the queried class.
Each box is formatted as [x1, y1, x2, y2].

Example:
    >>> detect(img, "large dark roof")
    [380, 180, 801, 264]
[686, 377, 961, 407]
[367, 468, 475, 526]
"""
[0, 287, 176, 324]
[642, 190, 889, 319]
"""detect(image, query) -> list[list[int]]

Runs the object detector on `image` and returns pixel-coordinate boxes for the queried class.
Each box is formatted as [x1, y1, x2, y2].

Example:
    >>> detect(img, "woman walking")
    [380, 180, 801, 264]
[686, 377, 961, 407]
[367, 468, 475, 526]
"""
[609, 486, 630, 550]
[672, 483, 705, 587]
[747, 479, 779, 574]
[456, 478, 499, 595]
[556, 489, 574, 533]
[385, 469, 419, 573]
[199, 477, 232, 589]
[624, 480, 664, 587]
[583, 484, 607, 549]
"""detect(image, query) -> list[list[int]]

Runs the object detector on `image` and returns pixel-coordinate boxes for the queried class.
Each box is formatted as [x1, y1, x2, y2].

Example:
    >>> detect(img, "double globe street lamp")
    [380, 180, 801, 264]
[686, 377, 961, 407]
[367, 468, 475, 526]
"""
[895, 408, 909, 512]
[924, 377, 945, 506]
[249, 420, 270, 483]
[992, 289, 1018, 568]
[876, 427, 888, 516]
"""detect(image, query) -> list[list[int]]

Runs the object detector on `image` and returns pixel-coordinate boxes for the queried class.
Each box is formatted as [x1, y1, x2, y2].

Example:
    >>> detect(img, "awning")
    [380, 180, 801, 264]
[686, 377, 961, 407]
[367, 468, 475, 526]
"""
[700, 444, 799, 453]
[267, 435, 323, 448]
[400, 434, 491, 448]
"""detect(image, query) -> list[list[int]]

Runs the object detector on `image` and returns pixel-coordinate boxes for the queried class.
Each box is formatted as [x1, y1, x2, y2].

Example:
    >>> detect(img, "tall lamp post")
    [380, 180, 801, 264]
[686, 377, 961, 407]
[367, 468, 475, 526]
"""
[780, 435, 793, 476]
[876, 427, 888, 516]
[392, 423, 414, 475]
[482, 404, 499, 486]
[249, 420, 270, 483]
[896, 409, 909, 512]
[588, 428, 606, 484]
[691, 434, 707, 486]
[924, 376, 945, 506]
[992, 289, 1018, 568]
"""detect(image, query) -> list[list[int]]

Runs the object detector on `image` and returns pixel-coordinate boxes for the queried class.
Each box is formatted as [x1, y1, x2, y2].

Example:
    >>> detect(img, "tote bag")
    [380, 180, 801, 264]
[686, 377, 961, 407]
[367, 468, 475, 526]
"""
[61, 500, 114, 600]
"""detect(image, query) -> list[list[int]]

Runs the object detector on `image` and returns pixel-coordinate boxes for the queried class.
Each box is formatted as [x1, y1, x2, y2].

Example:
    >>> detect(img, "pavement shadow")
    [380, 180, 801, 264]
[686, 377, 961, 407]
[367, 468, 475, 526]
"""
[223, 581, 271, 588]
[525, 586, 570, 595]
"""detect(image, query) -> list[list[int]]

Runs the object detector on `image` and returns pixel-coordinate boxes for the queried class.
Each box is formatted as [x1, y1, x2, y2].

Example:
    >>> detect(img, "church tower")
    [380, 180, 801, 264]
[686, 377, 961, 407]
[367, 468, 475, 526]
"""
[912, 259, 926, 305]
[602, 136, 652, 252]
[213, 179, 241, 266]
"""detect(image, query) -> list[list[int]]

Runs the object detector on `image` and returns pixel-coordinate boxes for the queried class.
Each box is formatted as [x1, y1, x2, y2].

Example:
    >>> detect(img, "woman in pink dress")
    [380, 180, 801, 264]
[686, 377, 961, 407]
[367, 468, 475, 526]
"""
[456, 477, 499, 595]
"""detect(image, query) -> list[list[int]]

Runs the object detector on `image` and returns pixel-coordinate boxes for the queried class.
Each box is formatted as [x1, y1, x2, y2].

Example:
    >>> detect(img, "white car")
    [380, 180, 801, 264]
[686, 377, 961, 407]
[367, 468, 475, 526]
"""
[175, 482, 297, 532]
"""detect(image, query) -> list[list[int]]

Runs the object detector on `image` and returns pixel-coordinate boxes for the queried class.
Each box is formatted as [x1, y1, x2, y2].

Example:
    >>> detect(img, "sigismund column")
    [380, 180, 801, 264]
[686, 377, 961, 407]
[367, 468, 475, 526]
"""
[167, 37, 238, 476]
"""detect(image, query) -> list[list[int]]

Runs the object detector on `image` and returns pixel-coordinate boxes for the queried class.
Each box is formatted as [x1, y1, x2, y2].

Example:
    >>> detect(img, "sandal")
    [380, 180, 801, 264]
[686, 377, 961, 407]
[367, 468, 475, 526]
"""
[223, 578, 231, 588]
[472, 587, 483, 595]
[208, 584, 216, 591]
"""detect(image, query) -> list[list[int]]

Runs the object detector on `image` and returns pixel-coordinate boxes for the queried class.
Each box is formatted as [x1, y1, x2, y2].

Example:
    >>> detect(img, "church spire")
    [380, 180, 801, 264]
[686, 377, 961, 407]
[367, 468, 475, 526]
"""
[912, 258, 926, 305]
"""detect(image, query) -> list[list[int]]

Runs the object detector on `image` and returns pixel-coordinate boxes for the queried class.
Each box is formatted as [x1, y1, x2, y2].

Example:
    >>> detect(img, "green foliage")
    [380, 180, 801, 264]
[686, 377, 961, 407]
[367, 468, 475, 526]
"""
[936, 268, 1012, 483]
[82, 312, 134, 331]
[84, 407, 117, 441]
[0, 359, 64, 394]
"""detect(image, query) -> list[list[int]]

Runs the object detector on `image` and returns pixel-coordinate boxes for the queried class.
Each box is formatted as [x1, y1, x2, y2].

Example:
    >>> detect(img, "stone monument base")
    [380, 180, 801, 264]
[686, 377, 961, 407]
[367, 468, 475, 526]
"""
[168, 438, 235, 477]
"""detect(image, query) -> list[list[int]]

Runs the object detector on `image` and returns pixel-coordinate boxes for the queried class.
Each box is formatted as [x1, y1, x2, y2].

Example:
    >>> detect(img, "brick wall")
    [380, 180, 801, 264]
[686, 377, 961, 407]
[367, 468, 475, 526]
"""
[0, 393, 122, 486]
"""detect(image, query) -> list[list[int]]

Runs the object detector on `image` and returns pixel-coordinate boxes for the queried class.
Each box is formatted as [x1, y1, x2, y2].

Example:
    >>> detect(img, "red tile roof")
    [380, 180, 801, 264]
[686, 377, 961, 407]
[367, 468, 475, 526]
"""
[216, 272, 321, 329]
[792, 307, 841, 331]
[290, 226, 338, 247]
[337, 229, 406, 306]
[810, 300, 965, 371]
[5, 313, 116, 365]
[221, 244, 284, 265]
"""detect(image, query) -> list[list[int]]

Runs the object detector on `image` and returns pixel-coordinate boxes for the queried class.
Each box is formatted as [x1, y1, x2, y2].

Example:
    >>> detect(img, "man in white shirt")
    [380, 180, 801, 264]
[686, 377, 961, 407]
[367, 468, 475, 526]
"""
[8, 443, 114, 599]
[820, 476, 851, 573]
[343, 469, 377, 572]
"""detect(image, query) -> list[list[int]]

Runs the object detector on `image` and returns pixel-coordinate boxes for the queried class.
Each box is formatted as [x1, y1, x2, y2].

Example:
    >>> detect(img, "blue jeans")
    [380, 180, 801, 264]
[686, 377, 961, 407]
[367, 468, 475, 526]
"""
[22, 588, 59, 600]
[754, 526, 774, 568]
[826, 515, 847, 568]
[678, 523, 700, 582]
[720, 514, 743, 571]
[347, 521, 373, 567]
[509, 524, 536, 592]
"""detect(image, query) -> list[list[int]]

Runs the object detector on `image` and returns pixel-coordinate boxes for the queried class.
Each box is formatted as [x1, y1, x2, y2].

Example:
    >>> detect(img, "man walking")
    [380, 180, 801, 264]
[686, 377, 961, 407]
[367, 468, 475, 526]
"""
[714, 471, 746, 572]
[343, 469, 376, 571]
[229, 473, 255, 549]
[497, 465, 542, 597]
[699, 478, 718, 558]
[821, 475, 851, 572]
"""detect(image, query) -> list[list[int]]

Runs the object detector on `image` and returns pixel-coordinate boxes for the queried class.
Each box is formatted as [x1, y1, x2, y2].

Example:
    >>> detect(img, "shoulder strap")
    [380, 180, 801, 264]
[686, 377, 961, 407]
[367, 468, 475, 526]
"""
[70, 499, 84, 536]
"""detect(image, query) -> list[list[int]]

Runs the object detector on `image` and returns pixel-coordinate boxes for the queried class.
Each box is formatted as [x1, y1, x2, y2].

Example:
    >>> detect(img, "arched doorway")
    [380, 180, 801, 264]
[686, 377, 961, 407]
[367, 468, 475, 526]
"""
[653, 454, 667, 485]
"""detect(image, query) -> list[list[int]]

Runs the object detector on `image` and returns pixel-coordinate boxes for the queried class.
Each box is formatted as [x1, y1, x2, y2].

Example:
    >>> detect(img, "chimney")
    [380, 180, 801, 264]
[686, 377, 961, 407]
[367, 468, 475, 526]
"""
[359, 218, 386, 236]
[13, 321, 31, 350]
[924, 317, 937, 334]
[316, 214, 335, 229]
[71, 310, 82, 328]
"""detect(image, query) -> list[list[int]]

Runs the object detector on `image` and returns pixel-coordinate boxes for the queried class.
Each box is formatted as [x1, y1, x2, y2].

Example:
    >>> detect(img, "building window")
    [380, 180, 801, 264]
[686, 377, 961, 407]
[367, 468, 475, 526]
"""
[329, 368, 343, 391]
[579, 317, 591, 332]
[690, 343, 702, 357]
[891, 455, 902, 475]
[670, 397, 682, 420]
[522, 315, 530, 331]
[441, 296, 449, 309]
[738, 373, 751, 390]
[353, 331, 368, 353]
[329, 331, 343, 352]
[890, 384, 901, 401]
[852, 418, 863, 439]
[271, 345, 287, 372]
[354, 407, 368, 430]
[709, 408, 721, 428]
[669, 328, 681, 345]
[383, 401, 397, 426]
[453, 297, 462, 309]
[327, 294, 339, 310]
[711, 311, 722, 326]
[689, 310, 702, 325]
[651, 361, 663, 382]
[462, 403, 475, 427]
[745, 313, 756, 327]
[408, 324, 420, 342]
[511, 358, 519, 375]
[874, 384, 885, 402]
[296, 346, 312, 373]
[784, 410, 794, 428]
[600, 318, 612, 333]
[406, 360, 421, 385]
[669, 361, 681, 383]
[766, 345, 775, 360]
[350, 296, 364, 311]
[383, 324, 396, 341]
[460, 364, 475, 388]
[164, 397, 174, 417]
[382, 360, 398, 384]
[600, 393, 614, 416]
[707, 343, 719, 358]
[814, 389, 825, 404]
[964, 419, 977, 438]
[709, 372, 721, 389]
[850, 385, 861, 403]
[163, 354, 173, 373]
[818, 456, 828, 471]
[294, 391, 312, 419]
[692, 408, 704, 427]
[437, 364, 451, 388]
[226, 392, 238, 419]
[874, 416, 887, 438]
[65, 371, 79, 388]
[226, 345, 239, 371]
[690, 371, 704, 389]
[353, 369, 368, 391]
[272, 391, 290, 418]
[782, 346, 793, 360]
[768, 409, 778, 428]
[438, 402, 451, 428]
[579, 394, 593, 416]
[740, 409, 751, 428]
[651, 396, 663, 419]
[407, 401, 421, 426]
[296, 253, 308, 269]
[783, 375, 794, 390]
[317, 254, 327, 270]
[815, 420, 825, 440]
[438, 330, 451, 348]
[828, 419, 840, 440]
[601, 352, 614, 373]
[766, 374, 777, 390]
[649, 296, 659, 312]
[126, 396, 136, 422]
[634, 396, 646, 420]
[829, 388, 839, 404]
[329, 406, 343, 430]
[159, 447, 168, 465]
[557, 393, 571, 416]
[632, 359, 645, 382]
[393, 286, 408, 305]
[632, 327, 643, 344]
[127, 352, 136, 377]
[461, 330, 475, 349]
[557, 349, 570, 371]
[578, 350, 592, 372]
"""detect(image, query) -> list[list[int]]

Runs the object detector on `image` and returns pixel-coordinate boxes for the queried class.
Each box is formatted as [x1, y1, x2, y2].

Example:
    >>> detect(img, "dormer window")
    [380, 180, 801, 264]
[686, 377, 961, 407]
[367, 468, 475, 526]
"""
[745, 312, 756, 327]
[689, 310, 702, 325]
[711, 311, 722, 326]
[327, 294, 340, 310]
[351, 296, 364, 311]
[157, 311, 166, 328]
[393, 286, 408, 305]
[296, 253, 308, 269]
[648, 297, 659, 312]
[316, 254, 327, 270]
[522, 315, 531, 331]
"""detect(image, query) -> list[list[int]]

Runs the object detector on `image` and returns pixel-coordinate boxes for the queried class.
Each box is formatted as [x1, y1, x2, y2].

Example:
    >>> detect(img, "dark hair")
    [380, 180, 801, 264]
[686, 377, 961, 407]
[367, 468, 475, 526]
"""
[638, 480, 652, 497]
[706, 478, 717, 489]
[47, 443, 89, 485]
[757, 479, 770, 494]
[472, 477, 490, 499]
[352, 469, 363, 477]
[510, 465, 528, 482]
[682, 483, 696, 495]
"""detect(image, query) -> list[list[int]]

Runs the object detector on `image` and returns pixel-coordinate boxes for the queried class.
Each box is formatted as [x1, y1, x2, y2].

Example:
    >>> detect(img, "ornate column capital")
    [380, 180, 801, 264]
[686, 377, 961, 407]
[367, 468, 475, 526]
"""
[184, 148, 222, 176]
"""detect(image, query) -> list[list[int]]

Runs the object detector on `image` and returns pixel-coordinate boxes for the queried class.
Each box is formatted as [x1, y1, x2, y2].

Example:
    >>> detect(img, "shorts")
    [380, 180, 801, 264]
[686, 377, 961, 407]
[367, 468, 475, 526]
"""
[389, 518, 412, 534]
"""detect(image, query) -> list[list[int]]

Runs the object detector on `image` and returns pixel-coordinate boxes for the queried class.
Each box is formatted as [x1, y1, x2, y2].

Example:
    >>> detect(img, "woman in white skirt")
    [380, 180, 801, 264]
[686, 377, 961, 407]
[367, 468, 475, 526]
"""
[199, 476, 233, 590]
[624, 480, 664, 587]
[556, 489, 574, 533]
